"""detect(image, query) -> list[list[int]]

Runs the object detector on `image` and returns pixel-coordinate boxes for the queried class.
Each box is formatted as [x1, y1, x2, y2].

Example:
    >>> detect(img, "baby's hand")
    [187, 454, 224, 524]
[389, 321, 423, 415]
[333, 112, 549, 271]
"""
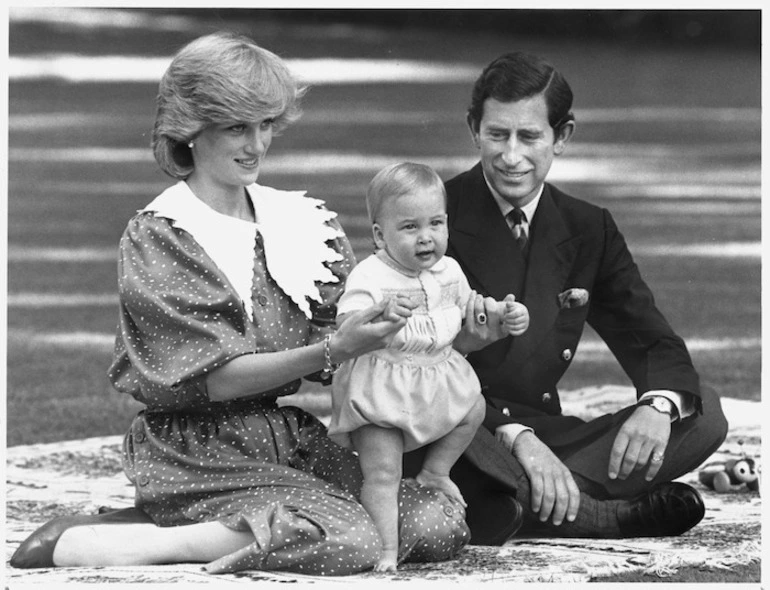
[379, 295, 416, 324]
[501, 294, 529, 336]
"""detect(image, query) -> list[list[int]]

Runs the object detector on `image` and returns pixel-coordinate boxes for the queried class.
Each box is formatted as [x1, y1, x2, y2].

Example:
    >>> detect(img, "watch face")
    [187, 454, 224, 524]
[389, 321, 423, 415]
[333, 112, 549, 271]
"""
[652, 397, 673, 413]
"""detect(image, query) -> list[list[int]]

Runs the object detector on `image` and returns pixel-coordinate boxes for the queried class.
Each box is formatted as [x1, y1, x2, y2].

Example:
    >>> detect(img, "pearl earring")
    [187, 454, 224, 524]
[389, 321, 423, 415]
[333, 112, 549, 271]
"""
[188, 141, 194, 149]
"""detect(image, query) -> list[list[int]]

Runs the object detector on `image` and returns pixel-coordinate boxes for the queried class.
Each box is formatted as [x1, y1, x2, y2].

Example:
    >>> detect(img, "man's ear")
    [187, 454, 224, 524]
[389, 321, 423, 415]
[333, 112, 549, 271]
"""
[553, 121, 575, 156]
[466, 113, 481, 148]
[372, 223, 386, 249]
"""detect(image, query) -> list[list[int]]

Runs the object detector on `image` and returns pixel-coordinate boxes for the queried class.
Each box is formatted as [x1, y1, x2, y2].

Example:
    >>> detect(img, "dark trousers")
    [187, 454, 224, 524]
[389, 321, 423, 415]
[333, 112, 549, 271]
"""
[404, 386, 728, 542]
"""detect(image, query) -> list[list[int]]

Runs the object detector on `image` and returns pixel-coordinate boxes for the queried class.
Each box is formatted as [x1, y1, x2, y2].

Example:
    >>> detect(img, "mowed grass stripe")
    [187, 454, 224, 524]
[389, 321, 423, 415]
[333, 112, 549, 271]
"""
[9, 109, 761, 129]
[6, 149, 761, 196]
[6, 239, 762, 267]
[7, 293, 119, 306]
[346, 239, 762, 259]
[7, 181, 763, 209]
[8, 247, 117, 261]
[9, 328, 760, 356]
[9, 55, 481, 84]
[8, 145, 761, 167]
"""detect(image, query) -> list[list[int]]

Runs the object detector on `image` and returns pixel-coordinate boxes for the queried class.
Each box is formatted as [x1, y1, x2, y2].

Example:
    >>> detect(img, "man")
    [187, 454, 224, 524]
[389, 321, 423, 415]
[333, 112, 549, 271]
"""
[407, 52, 728, 543]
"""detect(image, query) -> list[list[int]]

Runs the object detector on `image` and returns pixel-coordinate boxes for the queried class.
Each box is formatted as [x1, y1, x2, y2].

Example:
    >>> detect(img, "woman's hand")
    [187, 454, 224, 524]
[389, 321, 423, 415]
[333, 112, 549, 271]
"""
[206, 297, 414, 402]
[331, 296, 416, 362]
[454, 290, 509, 355]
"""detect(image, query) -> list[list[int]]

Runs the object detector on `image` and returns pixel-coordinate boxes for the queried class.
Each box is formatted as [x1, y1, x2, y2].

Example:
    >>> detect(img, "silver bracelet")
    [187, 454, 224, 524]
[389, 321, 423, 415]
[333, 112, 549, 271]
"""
[322, 333, 339, 376]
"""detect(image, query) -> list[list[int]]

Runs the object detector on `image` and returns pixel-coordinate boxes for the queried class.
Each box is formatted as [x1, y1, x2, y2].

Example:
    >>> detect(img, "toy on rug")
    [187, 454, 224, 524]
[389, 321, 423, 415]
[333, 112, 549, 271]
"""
[698, 440, 760, 493]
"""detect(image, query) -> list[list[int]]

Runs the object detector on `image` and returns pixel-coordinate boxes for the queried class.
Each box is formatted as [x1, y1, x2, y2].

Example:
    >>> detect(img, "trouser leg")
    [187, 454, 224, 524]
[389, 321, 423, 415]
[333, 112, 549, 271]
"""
[445, 387, 728, 541]
[447, 427, 635, 540]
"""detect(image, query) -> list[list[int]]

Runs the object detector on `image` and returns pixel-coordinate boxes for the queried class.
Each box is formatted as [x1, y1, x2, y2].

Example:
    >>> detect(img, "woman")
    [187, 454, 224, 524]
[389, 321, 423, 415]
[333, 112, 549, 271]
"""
[10, 32, 502, 575]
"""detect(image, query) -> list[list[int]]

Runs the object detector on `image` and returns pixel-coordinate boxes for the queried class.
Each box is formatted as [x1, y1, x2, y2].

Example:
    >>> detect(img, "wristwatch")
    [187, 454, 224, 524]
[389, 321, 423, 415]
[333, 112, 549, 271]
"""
[637, 396, 677, 418]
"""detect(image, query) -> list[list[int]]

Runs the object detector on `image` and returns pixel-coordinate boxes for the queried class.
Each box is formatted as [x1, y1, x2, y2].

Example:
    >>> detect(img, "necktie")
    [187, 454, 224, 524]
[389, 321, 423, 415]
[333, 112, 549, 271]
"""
[507, 208, 529, 256]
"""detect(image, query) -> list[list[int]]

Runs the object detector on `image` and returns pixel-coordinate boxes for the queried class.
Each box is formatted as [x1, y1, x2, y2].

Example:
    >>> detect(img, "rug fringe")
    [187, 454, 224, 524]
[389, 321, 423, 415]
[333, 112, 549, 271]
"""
[642, 540, 761, 578]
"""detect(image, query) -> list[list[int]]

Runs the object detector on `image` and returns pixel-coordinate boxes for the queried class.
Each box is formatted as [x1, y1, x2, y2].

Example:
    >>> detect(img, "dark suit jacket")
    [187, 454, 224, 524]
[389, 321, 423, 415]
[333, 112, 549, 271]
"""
[446, 164, 701, 447]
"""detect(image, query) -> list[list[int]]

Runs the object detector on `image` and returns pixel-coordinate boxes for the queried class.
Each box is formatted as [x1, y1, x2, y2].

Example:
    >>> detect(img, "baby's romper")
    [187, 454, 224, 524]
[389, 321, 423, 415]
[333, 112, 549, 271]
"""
[329, 251, 483, 451]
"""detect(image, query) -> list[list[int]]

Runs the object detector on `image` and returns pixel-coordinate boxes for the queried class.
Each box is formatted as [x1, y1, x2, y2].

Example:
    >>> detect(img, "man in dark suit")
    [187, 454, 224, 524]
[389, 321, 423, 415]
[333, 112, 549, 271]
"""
[410, 52, 728, 543]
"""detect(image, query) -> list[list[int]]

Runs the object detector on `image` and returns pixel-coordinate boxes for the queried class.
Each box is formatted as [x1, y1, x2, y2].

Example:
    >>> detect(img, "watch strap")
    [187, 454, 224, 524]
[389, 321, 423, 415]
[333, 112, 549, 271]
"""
[637, 396, 675, 416]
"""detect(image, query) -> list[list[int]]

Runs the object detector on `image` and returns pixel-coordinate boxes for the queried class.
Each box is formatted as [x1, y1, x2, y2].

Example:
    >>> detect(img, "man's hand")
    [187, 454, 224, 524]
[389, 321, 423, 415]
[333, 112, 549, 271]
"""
[608, 405, 671, 482]
[501, 428, 581, 526]
[454, 290, 508, 354]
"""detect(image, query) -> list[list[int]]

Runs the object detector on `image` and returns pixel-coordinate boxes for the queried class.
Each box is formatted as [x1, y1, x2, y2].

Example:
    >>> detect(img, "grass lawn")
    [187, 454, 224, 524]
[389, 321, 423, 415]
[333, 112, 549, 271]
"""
[4, 14, 762, 586]
[6, 8, 761, 451]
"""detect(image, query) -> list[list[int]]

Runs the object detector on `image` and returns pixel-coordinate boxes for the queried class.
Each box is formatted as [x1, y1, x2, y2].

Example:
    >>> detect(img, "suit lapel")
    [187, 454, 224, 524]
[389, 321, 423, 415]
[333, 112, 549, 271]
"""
[450, 165, 526, 299]
[450, 170, 580, 360]
[512, 185, 579, 359]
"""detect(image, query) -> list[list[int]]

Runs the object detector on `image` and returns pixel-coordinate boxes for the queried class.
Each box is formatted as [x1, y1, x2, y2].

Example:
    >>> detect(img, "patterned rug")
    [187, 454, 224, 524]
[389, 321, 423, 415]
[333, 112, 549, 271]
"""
[4, 386, 761, 584]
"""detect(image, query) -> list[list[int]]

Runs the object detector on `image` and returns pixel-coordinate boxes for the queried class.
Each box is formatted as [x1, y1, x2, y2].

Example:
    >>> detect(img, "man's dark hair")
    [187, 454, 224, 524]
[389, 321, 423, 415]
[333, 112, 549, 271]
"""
[467, 52, 574, 134]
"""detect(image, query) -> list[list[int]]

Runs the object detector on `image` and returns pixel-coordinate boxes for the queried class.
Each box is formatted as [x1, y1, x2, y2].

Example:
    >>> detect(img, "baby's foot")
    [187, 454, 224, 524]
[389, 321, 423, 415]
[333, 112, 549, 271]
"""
[373, 549, 398, 572]
[415, 471, 467, 507]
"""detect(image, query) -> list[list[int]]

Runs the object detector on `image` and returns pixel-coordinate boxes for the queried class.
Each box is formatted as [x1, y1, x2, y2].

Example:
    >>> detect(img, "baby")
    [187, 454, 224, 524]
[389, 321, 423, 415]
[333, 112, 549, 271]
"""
[328, 162, 529, 571]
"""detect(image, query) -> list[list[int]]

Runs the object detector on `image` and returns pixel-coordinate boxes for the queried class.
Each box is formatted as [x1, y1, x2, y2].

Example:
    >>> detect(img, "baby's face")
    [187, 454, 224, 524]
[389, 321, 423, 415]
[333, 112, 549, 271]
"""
[373, 186, 448, 273]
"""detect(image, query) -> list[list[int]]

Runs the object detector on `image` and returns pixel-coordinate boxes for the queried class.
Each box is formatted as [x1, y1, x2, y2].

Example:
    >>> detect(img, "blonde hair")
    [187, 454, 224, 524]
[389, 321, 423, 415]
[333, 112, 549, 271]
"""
[366, 162, 446, 224]
[152, 32, 305, 179]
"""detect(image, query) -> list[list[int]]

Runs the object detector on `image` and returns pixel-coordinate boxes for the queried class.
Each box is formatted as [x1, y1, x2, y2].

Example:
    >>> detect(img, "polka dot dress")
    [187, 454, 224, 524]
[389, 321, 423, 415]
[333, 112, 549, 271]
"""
[107, 202, 469, 575]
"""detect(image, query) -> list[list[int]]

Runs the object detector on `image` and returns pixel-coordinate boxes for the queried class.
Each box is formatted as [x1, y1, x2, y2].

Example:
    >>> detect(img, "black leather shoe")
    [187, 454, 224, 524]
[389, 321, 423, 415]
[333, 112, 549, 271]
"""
[10, 507, 153, 568]
[618, 482, 705, 537]
[466, 492, 524, 545]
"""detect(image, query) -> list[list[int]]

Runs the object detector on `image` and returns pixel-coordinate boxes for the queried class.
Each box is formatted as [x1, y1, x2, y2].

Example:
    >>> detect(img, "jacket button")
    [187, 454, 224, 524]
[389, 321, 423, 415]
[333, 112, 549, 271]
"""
[257, 294, 268, 306]
[135, 431, 146, 443]
[561, 348, 572, 361]
[542, 392, 552, 404]
[502, 407, 510, 416]
[138, 475, 150, 487]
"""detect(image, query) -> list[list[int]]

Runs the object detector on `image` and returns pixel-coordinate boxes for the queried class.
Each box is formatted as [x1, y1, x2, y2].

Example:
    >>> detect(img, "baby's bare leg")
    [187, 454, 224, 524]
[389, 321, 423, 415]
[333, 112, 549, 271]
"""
[416, 396, 486, 505]
[351, 425, 404, 572]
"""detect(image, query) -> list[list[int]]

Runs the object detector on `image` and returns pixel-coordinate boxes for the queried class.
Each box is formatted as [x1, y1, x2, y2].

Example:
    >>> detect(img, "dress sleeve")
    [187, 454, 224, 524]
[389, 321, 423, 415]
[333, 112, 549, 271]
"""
[109, 214, 259, 409]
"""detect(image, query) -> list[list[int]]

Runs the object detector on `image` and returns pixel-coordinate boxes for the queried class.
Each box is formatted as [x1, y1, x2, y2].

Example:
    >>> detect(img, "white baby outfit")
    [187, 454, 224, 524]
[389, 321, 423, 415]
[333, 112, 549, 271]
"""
[329, 251, 482, 452]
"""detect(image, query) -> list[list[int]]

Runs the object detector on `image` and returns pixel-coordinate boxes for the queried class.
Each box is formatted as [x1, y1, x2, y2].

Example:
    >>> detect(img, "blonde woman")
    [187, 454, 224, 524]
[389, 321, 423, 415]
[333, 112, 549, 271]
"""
[11, 32, 475, 575]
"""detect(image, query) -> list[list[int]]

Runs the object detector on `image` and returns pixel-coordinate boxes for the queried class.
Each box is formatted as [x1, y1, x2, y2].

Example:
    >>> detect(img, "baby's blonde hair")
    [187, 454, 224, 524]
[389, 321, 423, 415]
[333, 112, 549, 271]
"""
[152, 31, 305, 179]
[366, 162, 446, 224]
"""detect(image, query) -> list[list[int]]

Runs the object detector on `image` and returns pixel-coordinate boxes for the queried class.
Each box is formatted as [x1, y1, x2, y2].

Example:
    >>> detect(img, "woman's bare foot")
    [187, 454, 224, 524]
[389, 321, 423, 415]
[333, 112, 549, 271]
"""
[415, 470, 467, 507]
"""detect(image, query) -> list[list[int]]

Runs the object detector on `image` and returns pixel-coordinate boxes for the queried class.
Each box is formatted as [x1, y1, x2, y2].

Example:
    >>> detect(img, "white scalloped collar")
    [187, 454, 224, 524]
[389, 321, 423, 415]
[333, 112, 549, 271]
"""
[143, 181, 343, 319]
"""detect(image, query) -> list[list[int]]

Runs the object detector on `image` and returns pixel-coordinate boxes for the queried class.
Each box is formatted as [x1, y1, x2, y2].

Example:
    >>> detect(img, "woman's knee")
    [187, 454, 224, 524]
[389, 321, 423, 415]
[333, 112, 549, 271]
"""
[397, 480, 470, 563]
[320, 505, 381, 573]
[259, 501, 381, 575]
